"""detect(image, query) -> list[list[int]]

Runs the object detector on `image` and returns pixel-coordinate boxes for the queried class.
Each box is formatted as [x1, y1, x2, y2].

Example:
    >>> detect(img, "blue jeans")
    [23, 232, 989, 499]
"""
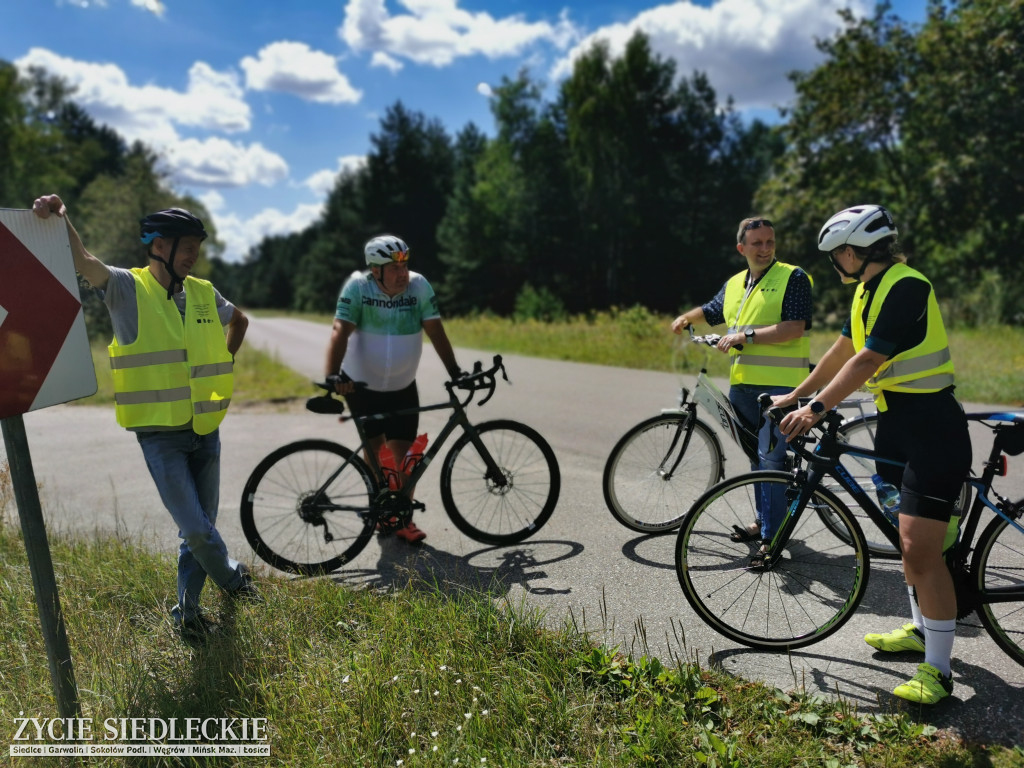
[136, 429, 245, 624]
[729, 384, 791, 541]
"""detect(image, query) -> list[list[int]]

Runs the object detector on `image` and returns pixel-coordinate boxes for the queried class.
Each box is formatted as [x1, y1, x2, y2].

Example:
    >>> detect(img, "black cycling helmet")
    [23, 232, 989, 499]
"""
[140, 208, 207, 298]
[139, 208, 208, 244]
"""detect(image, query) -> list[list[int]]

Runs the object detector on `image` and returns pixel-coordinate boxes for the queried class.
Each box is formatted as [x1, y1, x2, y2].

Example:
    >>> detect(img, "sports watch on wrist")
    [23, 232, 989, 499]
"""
[809, 399, 826, 415]
[744, 327, 755, 343]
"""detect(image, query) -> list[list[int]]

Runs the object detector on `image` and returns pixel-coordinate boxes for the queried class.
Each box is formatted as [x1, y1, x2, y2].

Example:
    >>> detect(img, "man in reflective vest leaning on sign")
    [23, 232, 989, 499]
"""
[32, 194, 257, 644]
[671, 217, 813, 550]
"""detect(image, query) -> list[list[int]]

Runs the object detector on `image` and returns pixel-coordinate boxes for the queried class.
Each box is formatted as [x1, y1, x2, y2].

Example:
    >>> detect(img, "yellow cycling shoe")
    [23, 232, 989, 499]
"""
[893, 663, 953, 704]
[864, 622, 926, 653]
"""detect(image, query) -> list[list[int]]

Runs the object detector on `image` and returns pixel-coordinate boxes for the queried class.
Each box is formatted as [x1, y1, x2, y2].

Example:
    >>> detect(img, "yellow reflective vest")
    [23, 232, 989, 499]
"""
[723, 261, 811, 387]
[850, 263, 955, 412]
[109, 268, 233, 434]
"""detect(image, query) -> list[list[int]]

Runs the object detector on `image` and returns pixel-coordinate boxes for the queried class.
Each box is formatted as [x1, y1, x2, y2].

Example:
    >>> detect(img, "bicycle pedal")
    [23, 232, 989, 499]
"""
[412, 500, 426, 512]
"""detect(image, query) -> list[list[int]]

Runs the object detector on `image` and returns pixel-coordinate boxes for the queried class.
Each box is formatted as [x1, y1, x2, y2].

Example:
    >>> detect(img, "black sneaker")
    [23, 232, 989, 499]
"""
[176, 614, 218, 645]
[228, 564, 262, 604]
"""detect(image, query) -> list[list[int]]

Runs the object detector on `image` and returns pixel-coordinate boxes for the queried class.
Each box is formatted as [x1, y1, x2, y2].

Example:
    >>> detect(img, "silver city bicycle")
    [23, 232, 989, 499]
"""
[602, 329, 883, 547]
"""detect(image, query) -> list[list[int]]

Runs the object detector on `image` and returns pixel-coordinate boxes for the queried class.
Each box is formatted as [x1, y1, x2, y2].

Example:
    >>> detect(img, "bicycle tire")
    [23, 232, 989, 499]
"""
[972, 507, 1024, 668]
[440, 420, 560, 545]
[603, 413, 724, 534]
[675, 471, 870, 650]
[240, 440, 377, 575]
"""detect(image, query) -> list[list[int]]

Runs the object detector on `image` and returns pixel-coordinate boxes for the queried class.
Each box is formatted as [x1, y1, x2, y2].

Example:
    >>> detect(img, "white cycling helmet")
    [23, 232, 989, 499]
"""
[364, 234, 410, 266]
[817, 205, 897, 253]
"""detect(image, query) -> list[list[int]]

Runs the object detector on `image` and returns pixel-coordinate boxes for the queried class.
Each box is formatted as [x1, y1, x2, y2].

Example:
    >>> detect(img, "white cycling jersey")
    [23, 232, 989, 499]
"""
[335, 270, 440, 391]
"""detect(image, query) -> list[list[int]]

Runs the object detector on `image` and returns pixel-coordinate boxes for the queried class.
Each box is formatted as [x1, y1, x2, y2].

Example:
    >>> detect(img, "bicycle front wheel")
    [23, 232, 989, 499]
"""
[603, 413, 724, 534]
[675, 471, 870, 650]
[441, 420, 560, 545]
[973, 508, 1024, 667]
[240, 440, 377, 576]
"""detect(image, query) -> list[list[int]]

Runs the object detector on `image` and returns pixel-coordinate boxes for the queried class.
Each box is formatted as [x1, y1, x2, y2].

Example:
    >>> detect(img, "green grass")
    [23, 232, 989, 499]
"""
[440, 309, 1024, 406]
[83, 310, 1023, 407]
[2, 508, 1019, 767]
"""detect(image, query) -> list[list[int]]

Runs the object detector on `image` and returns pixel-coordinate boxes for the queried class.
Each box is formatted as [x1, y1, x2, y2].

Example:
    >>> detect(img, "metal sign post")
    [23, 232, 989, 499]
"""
[1, 208, 94, 721]
[2, 414, 81, 719]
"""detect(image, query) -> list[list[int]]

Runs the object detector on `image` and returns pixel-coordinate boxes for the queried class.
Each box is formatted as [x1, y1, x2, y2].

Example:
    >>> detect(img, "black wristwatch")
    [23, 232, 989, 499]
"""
[744, 327, 756, 343]
[809, 399, 826, 415]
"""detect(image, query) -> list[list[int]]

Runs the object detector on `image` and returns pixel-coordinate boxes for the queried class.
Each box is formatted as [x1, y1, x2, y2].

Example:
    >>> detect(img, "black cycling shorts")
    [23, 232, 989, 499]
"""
[874, 387, 972, 522]
[340, 374, 419, 442]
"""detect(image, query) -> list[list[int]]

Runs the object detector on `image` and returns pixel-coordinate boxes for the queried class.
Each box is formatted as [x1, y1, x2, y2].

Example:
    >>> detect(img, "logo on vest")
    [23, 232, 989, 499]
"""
[194, 302, 216, 324]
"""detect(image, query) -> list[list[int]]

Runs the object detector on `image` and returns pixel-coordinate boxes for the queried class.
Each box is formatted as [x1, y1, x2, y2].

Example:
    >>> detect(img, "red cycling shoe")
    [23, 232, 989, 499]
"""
[393, 522, 427, 543]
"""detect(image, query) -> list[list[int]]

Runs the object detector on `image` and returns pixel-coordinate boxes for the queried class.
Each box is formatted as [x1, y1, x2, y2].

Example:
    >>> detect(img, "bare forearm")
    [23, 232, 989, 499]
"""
[225, 309, 248, 356]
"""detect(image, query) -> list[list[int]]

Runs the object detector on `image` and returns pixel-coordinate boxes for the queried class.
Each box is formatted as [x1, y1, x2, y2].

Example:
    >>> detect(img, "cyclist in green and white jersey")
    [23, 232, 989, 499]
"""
[324, 235, 462, 544]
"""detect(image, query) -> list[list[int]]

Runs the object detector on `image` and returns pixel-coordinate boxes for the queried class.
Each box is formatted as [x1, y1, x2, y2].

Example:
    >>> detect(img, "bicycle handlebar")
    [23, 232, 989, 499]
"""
[305, 355, 509, 416]
[688, 326, 743, 352]
[446, 354, 508, 407]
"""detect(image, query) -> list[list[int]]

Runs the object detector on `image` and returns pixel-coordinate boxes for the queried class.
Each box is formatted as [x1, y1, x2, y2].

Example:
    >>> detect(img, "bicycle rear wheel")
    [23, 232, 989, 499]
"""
[240, 440, 377, 575]
[441, 420, 559, 545]
[675, 471, 870, 650]
[972, 507, 1024, 667]
[603, 413, 724, 534]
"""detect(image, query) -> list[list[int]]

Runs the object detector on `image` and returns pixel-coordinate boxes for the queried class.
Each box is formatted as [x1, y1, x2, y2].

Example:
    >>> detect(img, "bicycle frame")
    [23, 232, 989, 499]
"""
[766, 409, 1024, 594]
[310, 357, 510, 514]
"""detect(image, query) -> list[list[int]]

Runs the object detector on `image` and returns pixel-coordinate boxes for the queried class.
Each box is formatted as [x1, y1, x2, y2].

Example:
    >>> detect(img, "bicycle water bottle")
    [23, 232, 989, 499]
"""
[378, 444, 401, 491]
[870, 474, 901, 526]
[401, 433, 429, 478]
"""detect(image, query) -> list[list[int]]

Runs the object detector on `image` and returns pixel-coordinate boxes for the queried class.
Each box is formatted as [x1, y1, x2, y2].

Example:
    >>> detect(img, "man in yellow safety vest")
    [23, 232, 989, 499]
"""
[32, 194, 257, 644]
[672, 217, 813, 547]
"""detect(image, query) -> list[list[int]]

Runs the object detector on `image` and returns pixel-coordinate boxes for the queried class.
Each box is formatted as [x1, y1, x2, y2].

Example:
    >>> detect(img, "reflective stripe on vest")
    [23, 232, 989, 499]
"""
[108, 268, 234, 434]
[850, 263, 955, 412]
[723, 261, 811, 387]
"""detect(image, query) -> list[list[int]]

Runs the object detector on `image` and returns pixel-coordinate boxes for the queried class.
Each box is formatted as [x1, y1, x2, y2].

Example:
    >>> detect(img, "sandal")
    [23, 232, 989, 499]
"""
[730, 523, 761, 543]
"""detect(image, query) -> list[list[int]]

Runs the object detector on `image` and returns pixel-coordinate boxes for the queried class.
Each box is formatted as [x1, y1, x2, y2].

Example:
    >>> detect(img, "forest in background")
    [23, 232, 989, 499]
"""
[2, 0, 1021, 337]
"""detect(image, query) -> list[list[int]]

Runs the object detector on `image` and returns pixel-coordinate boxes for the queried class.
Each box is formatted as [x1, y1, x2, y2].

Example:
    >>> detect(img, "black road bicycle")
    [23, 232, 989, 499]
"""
[241, 356, 560, 575]
[674, 400, 1024, 667]
[603, 330, 883, 547]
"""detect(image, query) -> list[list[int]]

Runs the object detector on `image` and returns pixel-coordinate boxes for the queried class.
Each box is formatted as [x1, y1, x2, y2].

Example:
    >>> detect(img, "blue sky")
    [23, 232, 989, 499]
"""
[3, 0, 928, 261]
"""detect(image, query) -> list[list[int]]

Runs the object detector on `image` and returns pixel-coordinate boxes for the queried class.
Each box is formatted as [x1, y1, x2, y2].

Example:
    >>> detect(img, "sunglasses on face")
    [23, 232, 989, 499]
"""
[742, 219, 773, 234]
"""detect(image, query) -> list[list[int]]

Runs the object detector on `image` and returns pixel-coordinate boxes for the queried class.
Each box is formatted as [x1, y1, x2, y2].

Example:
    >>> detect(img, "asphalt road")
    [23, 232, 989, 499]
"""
[6, 316, 1023, 745]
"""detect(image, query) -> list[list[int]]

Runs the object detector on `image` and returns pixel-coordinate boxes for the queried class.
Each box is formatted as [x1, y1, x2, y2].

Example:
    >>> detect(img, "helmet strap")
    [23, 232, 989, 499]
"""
[829, 249, 871, 283]
[148, 238, 185, 299]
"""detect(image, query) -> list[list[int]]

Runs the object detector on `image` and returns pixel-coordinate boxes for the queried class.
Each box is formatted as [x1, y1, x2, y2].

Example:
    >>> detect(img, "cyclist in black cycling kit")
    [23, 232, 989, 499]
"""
[324, 234, 462, 544]
[773, 205, 971, 704]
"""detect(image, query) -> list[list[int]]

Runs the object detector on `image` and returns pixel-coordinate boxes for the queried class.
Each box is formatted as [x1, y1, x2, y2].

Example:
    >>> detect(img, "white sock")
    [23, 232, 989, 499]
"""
[922, 616, 956, 678]
[907, 586, 923, 631]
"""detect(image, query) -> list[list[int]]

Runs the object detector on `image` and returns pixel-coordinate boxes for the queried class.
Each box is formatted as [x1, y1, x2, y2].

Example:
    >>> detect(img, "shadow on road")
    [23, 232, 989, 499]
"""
[325, 538, 585, 599]
[708, 646, 1024, 746]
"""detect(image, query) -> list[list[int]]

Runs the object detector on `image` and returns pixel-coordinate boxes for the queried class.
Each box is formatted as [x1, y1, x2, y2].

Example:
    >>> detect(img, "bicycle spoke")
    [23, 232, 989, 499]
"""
[677, 472, 868, 650]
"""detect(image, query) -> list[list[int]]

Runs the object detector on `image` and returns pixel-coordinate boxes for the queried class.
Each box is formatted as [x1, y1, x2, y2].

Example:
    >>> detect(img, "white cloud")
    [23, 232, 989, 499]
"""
[14, 48, 251, 148]
[476, 82, 493, 98]
[131, 0, 165, 17]
[214, 203, 325, 263]
[162, 137, 289, 188]
[370, 51, 404, 73]
[340, 0, 581, 67]
[303, 154, 368, 197]
[550, 0, 870, 112]
[241, 41, 362, 104]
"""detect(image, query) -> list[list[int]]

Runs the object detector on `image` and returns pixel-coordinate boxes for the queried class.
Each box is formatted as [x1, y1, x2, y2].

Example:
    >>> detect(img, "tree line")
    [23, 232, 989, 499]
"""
[3, 0, 1021, 334]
